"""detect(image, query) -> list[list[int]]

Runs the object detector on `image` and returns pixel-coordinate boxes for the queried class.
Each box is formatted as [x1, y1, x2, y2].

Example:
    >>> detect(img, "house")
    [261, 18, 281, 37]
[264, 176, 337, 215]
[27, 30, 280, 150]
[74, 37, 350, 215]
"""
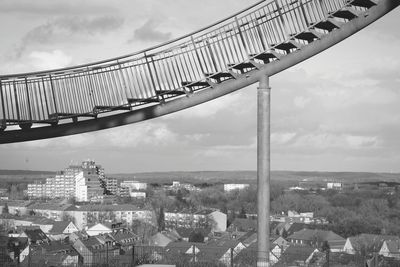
[227, 218, 257, 232]
[274, 245, 319, 266]
[165, 209, 227, 232]
[28, 203, 73, 221]
[67, 204, 153, 230]
[72, 235, 120, 266]
[86, 223, 112, 236]
[0, 236, 29, 263]
[287, 229, 345, 249]
[19, 228, 50, 245]
[344, 234, 400, 255]
[26, 241, 79, 266]
[234, 241, 282, 266]
[172, 227, 211, 242]
[274, 222, 308, 237]
[0, 200, 32, 216]
[379, 240, 400, 258]
[165, 242, 204, 263]
[149, 232, 179, 247]
[0, 215, 55, 234]
[48, 221, 79, 240]
[109, 229, 137, 251]
[197, 240, 245, 266]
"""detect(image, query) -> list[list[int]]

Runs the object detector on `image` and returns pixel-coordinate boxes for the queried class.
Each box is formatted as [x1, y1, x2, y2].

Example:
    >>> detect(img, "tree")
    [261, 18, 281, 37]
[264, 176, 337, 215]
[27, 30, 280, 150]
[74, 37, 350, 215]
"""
[157, 206, 165, 232]
[189, 231, 205, 243]
[237, 206, 247, 219]
[3, 203, 9, 214]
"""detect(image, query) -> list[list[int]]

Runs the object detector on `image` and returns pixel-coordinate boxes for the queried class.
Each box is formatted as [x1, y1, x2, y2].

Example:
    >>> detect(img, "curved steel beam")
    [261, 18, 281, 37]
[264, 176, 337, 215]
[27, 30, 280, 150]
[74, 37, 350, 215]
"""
[0, 0, 398, 144]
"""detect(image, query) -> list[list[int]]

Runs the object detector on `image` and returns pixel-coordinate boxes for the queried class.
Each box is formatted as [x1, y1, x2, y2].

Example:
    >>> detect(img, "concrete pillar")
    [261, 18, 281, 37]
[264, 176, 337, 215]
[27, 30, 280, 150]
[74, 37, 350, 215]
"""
[257, 75, 270, 267]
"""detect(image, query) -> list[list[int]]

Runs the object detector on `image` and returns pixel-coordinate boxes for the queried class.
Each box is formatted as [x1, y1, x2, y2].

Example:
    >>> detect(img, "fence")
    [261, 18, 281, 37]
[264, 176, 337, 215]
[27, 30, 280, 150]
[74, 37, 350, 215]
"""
[0, 244, 393, 267]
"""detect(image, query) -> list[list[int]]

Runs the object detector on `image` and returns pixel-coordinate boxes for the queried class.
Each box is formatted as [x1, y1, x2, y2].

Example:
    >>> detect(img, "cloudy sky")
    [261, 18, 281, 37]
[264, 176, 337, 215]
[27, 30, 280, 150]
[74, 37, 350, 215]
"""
[0, 0, 399, 173]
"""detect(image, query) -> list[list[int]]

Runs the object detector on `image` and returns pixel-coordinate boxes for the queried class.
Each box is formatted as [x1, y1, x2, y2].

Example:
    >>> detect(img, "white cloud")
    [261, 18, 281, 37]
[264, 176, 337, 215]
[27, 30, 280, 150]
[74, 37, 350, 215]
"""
[293, 96, 311, 109]
[272, 132, 297, 145]
[29, 50, 72, 70]
[345, 135, 378, 148]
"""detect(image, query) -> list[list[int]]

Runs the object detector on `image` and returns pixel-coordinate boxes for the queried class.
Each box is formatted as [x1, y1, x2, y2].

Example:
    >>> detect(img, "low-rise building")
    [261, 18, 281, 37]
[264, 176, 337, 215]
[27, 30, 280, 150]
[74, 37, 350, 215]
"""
[0, 200, 32, 216]
[67, 204, 153, 230]
[224, 184, 250, 192]
[28, 203, 73, 221]
[165, 209, 226, 232]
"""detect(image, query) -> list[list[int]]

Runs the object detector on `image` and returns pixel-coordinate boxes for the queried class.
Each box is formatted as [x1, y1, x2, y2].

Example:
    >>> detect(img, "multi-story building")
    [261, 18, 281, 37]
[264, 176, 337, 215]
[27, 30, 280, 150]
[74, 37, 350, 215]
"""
[66, 204, 154, 230]
[105, 178, 118, 195]
[120, 181, 147, 191]
[28, 203, 74, 221]
[165, 209, 227, 232]
[26, 160, 104, 201]
[118, 180, 147, 198]
[223, 184, 250, 192]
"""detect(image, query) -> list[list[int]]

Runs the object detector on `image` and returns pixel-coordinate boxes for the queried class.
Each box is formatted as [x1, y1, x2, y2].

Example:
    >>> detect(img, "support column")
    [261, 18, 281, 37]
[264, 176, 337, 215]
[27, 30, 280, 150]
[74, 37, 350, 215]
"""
[257, 75, 270, 267]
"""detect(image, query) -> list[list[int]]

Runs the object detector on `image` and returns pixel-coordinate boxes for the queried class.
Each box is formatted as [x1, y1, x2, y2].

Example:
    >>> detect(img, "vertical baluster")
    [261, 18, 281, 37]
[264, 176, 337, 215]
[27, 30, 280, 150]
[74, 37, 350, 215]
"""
[0, 80, 6, 123]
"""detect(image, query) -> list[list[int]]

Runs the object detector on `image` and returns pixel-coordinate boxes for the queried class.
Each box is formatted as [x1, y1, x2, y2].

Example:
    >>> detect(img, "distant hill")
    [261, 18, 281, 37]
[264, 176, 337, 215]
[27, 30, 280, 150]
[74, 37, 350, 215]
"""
[0, 169, 398, 184]
[0, 170, 55, 175]
[109, 170, 400, 184]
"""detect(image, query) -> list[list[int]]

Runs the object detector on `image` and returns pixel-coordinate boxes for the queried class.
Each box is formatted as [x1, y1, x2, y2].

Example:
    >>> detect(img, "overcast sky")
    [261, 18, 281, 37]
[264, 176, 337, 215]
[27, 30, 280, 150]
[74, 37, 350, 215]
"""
[0, 0, 399, 173]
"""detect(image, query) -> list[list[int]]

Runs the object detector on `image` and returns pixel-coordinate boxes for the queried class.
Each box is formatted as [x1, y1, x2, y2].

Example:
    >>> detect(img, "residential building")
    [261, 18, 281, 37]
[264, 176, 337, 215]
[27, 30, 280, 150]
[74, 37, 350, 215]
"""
[67, 204, 153, 230]
[27, 241, 79, 266]
[0, 200, 31, 216]
[165, 209, 227, 232]
[274, 245, 319, 267]
[149, 232, 179, 247]
[86, 223, 112, 236]
[327, 182, 343, 190]
[287, 229, 345, 249]
[344, 234, 400, 255]
[120, 180, 147, 191]
[26, 160, 105, 201]
[72, 235, 119, 266]
[197, 240, 246, 265]
[48, 221, 79, 241]
[379, 240, 400, 258]
[29, 203, 73, 221]
[105, 177, 118, 195]
[19, 228, 50, 245]
[223, 184, 250, 192]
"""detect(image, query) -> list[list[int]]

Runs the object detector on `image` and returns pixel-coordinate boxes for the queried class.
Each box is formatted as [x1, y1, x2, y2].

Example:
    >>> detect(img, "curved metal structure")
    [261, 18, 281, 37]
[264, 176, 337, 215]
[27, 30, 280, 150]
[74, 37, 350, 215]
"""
[0, 0, 398, 143]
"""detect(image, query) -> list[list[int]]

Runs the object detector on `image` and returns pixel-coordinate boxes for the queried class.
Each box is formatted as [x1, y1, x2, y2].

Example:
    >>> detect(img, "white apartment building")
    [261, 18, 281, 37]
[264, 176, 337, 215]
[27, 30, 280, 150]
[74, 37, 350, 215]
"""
[27, 160, 104, 201]
[66, 204, 154, 230]
[120, 181, 147, 191]
[223, 184, 250, 192]
[165, 209, 227, 232]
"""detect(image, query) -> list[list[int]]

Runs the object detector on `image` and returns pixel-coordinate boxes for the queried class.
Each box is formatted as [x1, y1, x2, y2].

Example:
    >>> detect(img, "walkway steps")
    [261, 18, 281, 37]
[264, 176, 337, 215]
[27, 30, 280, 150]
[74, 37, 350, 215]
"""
[205, 72, 234, 82]
[156, 90, 187, 96]
[348, 0, 377, 8]
[312, 18, 342, 32]
[127, 98, 160, 104]
[181, 81, 210, 89]
[332, 7, 360, 20]
[294, 30, 322, 43]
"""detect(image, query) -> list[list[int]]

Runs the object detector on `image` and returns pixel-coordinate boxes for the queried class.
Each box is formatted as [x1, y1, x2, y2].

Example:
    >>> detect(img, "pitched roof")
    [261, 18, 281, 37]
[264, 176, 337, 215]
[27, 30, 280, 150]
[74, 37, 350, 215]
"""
[349, 234, 400, 252]
[24, 229, 49, 242]
[384, 240, 400, 253]
[75, 204, 143, 211]
[228, 218, 257, 232]
[174, 227, 211, 238]
[29, 203, 72, 211]
[275, 245, 317, 266]
[49, 221, 73, 234]
[288, 229, 345, 242]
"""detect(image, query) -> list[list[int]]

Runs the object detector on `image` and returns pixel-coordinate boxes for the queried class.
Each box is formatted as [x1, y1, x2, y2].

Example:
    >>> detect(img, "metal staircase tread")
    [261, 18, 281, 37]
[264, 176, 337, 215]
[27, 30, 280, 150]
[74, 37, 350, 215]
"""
[348, 0, 377, 8]
[94, 105, 131, 111]
[181, 81, 210, 88]
[127, 98, 160, 104]
[273, 40, 302, 52]
[312, 18, 342, 32]
[156, 90, 187, 96]
[331, 7, 360, 20]
[49, 112, 97, 118]
[294, 30, 322, 43]
[228, 62, 256, 71]
[205, 72, 234, 82]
